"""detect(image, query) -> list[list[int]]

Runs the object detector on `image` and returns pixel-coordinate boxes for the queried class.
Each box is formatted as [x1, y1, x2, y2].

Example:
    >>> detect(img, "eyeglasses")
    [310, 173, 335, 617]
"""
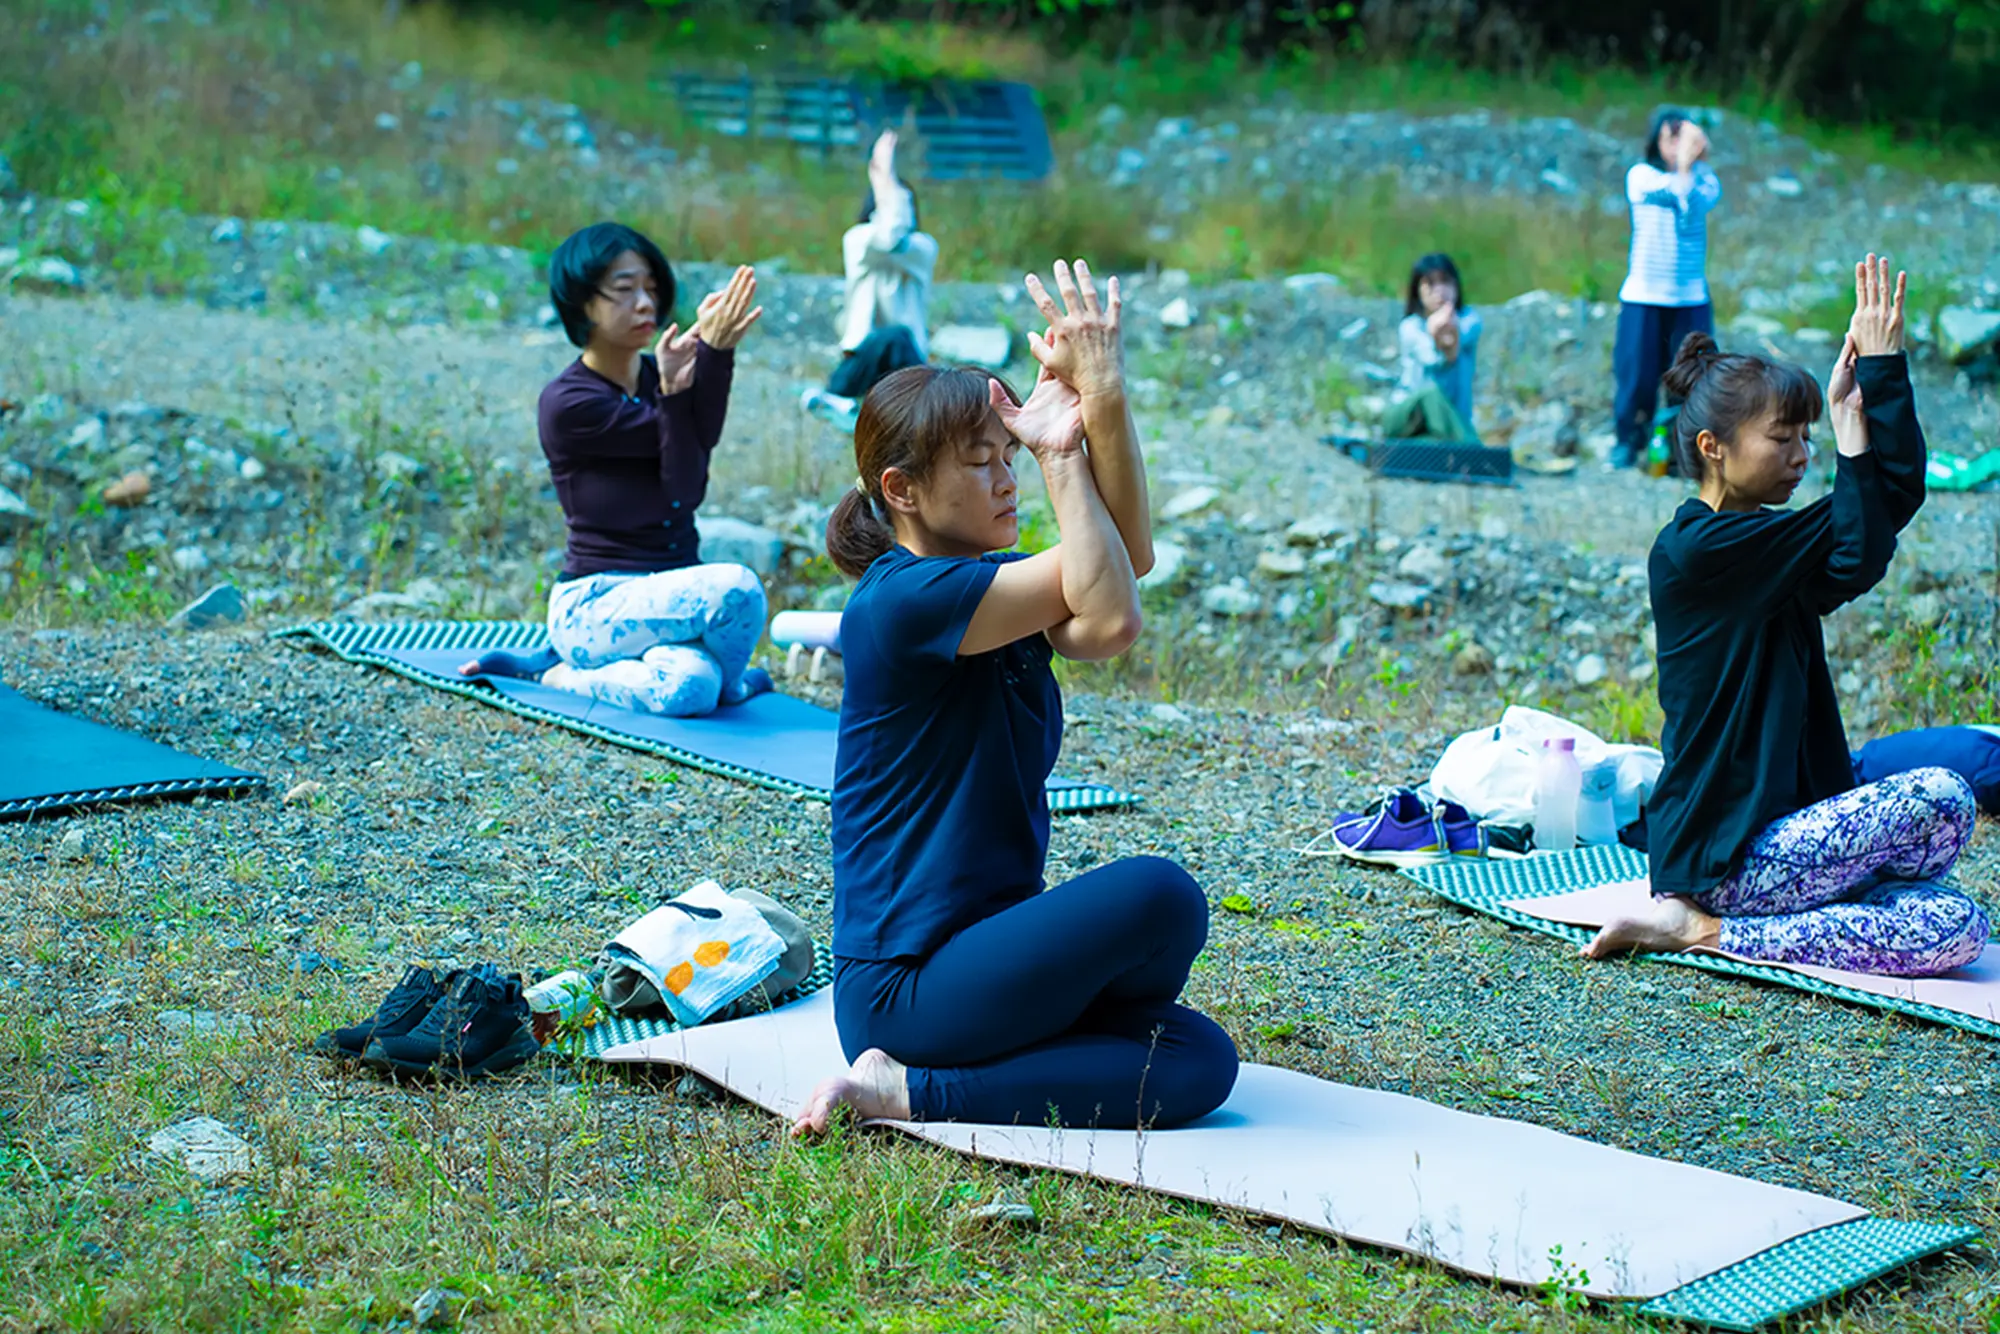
[596, 283, 660, 308]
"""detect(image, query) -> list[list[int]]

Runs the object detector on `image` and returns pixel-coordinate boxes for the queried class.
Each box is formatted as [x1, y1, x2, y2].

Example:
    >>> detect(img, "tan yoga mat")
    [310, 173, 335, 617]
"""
[601, 990, 1861, 1299]
[1510, 878, 2000, 1025]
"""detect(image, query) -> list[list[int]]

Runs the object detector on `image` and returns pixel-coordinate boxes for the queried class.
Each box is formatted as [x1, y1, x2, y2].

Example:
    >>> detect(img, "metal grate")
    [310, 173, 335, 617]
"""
[670, 73, 1054, 181]
[1368, 438, 1515, 486]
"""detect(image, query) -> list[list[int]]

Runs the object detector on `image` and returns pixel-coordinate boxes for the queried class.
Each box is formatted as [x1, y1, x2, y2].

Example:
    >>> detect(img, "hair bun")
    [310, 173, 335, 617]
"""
[1660, 331, 1724, 401]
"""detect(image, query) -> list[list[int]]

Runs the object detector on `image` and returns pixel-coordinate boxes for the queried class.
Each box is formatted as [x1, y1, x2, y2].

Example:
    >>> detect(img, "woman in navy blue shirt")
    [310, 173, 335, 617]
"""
[793, 261, 1239, 1134]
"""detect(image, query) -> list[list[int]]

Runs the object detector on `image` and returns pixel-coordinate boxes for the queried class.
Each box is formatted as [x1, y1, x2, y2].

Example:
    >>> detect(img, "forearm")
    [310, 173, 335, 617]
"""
[1855, 355, 1926, 528]
[1042, 451, 1140, 650]
[684, 344, 735, 452]
[1079, 388, 1154, 577]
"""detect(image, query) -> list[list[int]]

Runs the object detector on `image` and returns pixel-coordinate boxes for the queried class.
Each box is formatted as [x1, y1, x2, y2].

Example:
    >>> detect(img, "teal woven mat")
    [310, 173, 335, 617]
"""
[1401, 848, 2000, 1040]
[554, 958, 833, 1061]
[274, 620, 1136, 812]
[1637, 1216, 1979, 1330]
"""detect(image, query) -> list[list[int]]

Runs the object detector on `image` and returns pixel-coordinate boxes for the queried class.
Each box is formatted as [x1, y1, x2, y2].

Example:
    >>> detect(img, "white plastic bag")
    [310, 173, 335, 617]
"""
[1430, 705, 1662, 831]
[601, 880, 787, 1026]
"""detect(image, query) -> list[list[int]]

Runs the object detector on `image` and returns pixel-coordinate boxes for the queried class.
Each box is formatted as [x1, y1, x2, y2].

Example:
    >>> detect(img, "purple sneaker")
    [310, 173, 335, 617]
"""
[1326, 788, 1449, 866]
[1435, 798, 1487, 858]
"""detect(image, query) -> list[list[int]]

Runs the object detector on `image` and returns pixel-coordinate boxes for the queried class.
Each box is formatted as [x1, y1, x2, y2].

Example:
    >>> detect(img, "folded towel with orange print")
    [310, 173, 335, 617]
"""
[601, 881, 791, 1026]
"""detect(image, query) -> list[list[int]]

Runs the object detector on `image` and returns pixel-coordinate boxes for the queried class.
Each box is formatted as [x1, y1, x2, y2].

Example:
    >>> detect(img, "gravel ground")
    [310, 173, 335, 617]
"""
[3, 623, 1996, 1257]
[3, 125, 1999, 1318]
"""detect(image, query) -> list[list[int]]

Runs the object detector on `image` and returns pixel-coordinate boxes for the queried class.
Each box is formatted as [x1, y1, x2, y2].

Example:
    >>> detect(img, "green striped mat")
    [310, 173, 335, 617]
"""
[552, 958, 833, 1061]
[274, 619, 1136, 812]
[1401, 848, 2000, 1040]
[1635, 1216, 1977, 1330]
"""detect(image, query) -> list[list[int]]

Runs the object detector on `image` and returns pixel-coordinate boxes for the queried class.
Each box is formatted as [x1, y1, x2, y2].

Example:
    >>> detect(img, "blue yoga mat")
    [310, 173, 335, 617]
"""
[274, 621, 1138, 811]
[0, 684, 265, 819]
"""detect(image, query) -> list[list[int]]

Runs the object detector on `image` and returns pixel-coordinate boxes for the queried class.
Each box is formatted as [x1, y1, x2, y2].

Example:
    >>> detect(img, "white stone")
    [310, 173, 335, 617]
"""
[1572, 653, 1608, 686]
[1148, 703, 1190, 725]
[929, 325, 1013, 369]
[239, 457, 266, 481]
[356, 225, 393, 256]
[1159, 486, 1219, 521]
[209, 217, 243, 243]
[1284, 514, 1347, 546]
[695, 515, 785, 577]
[148, 1116, 253, 1182]
[0, 483, 34, 522]
[375, 450, 425, 481]
[375, 112, 401, 131]
[1937, 307, 2000, 365]
[171, 583, 245, 629]
[1200, 580, 1260, 617]
[67, 418, 105, 450]
[1731, 313, 1786, 338]
[1395, 544, 1449, 583]
[1282, 272, 1342, 292]
[16, 258, 86, 294]
[1159, 297, 1195, 330]
[1137, 539, 1187, 591]
[57, 826, 92, 862]
[1763, 174, 1804, 198]
[170, 545, 210, 573]
[1792, 328, 1836, 346]
[1367, 580, 1431, 611]
[1540, 168, 1577, 194]
[1255, 550, 1306, 577]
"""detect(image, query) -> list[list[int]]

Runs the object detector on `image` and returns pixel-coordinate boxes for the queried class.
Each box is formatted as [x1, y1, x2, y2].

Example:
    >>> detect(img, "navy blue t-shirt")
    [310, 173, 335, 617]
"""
[831, 546, 1063, 961]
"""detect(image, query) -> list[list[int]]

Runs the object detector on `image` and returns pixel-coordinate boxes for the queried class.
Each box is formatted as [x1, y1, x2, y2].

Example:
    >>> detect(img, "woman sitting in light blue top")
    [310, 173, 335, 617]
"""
[1389, 252, 1482, 442]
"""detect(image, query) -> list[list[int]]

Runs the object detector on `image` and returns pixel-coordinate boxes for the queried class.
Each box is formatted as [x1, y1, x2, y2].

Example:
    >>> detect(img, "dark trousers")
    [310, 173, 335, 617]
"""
[833, 856, 1240, 1129]
[1612, 300, 1713, 463]
[827, 325, 925, 400]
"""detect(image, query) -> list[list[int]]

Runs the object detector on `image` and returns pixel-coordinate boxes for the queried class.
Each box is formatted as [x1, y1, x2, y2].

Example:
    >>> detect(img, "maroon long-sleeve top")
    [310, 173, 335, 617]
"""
[537, 344, 735, 579]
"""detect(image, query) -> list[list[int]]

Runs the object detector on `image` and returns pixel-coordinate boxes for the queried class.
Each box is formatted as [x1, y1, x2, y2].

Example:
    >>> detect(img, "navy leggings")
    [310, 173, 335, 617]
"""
[833, 856, 1240, 1129]
[1612, 300, 1714, 461]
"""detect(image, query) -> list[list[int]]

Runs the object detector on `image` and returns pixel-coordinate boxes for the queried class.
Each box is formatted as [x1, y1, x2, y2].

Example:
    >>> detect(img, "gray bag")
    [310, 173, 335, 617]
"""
[599, 886, 816, 1022]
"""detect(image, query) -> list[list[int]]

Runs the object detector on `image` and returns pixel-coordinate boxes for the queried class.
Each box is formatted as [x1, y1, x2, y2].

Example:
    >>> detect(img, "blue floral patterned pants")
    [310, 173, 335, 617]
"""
[543, 564, 767, 717]
[1696, 767, 1990, 977]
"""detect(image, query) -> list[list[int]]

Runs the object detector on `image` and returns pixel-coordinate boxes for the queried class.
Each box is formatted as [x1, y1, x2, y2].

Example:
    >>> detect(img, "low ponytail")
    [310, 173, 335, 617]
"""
[826, 488, 894, 579]
[1661, 331, 1822, 483]
[823, 364, 1021, 578]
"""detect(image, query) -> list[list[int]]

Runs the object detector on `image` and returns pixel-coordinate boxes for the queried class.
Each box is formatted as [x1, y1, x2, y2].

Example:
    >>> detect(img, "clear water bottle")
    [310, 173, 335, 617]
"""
[524, 969, 600, 1044]
[1534, 737, 1582, 852]
[1577, 758, 1619, 845]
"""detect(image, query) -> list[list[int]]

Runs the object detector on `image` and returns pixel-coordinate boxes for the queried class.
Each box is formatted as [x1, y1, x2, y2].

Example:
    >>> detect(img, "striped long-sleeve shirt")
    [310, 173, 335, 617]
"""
[1617, 161, 1722, 308]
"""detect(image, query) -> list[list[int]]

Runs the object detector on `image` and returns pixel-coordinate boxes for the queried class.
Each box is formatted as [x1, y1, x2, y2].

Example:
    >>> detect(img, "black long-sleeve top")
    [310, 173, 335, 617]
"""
[537, 345, 735, 579]
[1647, 354, 1927, 900]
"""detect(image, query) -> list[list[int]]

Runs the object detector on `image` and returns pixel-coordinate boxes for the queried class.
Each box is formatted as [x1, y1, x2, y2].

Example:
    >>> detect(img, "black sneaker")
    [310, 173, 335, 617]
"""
[311, 965, 450, 1061]
[360, 964, 539, 1080]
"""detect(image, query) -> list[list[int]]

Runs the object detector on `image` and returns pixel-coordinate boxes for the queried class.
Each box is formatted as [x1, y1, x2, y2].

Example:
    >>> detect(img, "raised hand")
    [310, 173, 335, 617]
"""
[1825, 333, 1867, 457]
[695, 265, 764, 350]
[1022, 259, 1124, 399]
[1673, 121, 1710, 172]
[990, 367, 1084, 461]
[653, 322, 700, 395]
[1847, 253, 1906, 356]
[869, 129, 898, 185]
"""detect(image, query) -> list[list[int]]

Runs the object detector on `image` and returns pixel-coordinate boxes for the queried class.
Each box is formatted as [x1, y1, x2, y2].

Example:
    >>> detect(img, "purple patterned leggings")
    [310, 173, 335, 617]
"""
[1694, 767, 1990, 977]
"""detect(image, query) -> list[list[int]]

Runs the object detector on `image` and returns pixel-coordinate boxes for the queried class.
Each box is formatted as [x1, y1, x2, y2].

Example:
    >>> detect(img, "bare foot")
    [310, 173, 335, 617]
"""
[790, 1048, 911, 1137]
[1583, 894, 1722, 960]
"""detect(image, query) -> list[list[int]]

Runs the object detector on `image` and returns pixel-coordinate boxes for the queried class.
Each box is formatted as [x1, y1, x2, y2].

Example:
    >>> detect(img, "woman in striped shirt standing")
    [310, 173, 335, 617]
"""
[1611, 107, 1722, 470]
